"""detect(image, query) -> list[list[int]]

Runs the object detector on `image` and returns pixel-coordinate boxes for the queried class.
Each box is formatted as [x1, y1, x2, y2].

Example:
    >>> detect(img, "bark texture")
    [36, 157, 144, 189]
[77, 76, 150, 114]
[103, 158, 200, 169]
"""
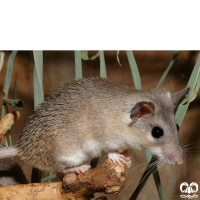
[0, 159, 126, 200]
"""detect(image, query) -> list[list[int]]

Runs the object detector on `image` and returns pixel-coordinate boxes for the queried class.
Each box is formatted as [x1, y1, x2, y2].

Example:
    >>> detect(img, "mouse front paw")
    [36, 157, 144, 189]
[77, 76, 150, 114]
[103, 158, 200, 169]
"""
[108, 152, 131, 168]
[62, 164, 91, 174]
[74, 165, 91, 174]
[126, 158, 132, 168]
[121, 150, 132, 168]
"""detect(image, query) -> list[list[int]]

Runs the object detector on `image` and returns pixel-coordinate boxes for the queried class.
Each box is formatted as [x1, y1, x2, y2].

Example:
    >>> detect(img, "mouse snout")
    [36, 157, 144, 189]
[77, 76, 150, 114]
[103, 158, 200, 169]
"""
[163, 148, 183, 165]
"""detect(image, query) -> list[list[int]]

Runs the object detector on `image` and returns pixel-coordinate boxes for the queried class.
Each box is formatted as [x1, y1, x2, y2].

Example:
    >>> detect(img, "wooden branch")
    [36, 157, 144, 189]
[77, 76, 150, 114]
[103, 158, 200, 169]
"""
[0, 159, 127, 200]
[0, 111, 20, 141]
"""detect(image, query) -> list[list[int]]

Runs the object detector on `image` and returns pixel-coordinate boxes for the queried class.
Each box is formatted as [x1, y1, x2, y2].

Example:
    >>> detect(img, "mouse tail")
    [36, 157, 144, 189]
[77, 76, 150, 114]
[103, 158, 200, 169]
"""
[0, 146, 18, 159]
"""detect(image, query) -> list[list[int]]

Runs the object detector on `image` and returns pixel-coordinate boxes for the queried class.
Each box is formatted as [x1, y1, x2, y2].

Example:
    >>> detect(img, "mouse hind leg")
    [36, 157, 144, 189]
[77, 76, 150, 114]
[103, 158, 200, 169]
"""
[55, 152, 91, 174]
[62, 165, 91, 174]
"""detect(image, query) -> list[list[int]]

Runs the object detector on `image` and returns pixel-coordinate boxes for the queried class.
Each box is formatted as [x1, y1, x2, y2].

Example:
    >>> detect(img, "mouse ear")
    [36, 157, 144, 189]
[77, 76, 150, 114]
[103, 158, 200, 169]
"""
[170, 87, 190, 108]
[130, 101, 155, 120]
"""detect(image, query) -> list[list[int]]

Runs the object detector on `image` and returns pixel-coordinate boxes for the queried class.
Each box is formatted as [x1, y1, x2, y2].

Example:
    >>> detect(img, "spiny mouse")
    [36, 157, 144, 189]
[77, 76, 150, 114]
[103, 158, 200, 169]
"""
[0, 77, 189, 174]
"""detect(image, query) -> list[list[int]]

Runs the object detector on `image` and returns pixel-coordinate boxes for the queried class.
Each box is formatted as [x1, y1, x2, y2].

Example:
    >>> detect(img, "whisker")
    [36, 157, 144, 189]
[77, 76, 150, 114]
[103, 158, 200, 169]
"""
[138, 168, 157, 188]
[181, 136, 200, 148]
[127, 157, 160, 174]
[131, 160, 161, 191]
[131, 156, 152, 162]
[183, 152, 199, 157]
[135, 161, 164, 194]
[120, 159, 160, 196]
[183, 146, 200, 151]
[153, 162, 165, 175]
[183, 141, 197, 148]
[127, 160, 148, 174]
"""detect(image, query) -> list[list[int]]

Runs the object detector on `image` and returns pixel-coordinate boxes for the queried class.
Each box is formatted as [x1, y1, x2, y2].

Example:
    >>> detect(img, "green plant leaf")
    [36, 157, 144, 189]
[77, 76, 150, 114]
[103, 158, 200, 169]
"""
[126, 51, 142, 90]
[9, 74, 18, 146]
[175, 53, 200, 125]
[90, 51, 100, 61]
[81, 51, 90, 60]
[157, 51, 180, 89]
[41, 174, 57, 182]
[99, 51, 107, 78]
[0, 106, 6, 122]
[117, 51, 122, 66]
[0, 51, 5, 72]
[81, 51, 100, 61]
[2, 51, 18, 97]
[74, 51, 82, 79]
[33, 51, 44, 109]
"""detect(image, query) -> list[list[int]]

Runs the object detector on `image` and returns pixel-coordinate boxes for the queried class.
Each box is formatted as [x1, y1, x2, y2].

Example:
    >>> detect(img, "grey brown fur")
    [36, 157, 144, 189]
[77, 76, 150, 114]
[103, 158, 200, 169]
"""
[0, 77, 189, 173]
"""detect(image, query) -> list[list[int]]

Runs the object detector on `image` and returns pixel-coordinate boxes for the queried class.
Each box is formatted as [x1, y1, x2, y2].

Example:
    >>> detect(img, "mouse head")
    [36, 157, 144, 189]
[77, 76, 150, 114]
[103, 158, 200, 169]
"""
[128, 87, 190, 165]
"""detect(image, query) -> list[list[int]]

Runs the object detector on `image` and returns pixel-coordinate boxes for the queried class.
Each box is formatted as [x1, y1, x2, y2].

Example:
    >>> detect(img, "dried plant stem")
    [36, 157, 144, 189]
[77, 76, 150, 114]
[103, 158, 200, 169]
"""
[0, 111, 20, 141]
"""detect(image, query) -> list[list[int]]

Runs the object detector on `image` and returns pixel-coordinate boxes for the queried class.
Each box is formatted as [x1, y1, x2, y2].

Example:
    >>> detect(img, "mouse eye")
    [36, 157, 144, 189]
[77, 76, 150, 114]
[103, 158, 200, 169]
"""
[151, 126, 164, 139]
[176, 124, 180, 131]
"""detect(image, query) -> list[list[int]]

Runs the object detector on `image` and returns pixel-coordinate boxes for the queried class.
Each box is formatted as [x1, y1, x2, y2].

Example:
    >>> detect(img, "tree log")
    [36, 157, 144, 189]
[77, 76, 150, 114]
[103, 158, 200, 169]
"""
[0, 159, 126, 200]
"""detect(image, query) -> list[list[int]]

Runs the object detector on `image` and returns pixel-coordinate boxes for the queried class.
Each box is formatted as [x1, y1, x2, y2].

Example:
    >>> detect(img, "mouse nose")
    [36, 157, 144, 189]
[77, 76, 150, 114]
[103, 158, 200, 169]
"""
[173, 155, 183, 165]
[164, 149, 183, 165]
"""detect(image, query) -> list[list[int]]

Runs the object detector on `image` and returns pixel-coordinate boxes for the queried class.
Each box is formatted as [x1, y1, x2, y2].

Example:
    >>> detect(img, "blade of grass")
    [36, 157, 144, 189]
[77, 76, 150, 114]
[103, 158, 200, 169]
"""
[81, 51, 90, 60]
[175, 53, 200, 126]
[2, 51, 17, 97]
[0, 51, 5, 72]
[1, 106, 5, 120]
[33, 51, 44, 108]
[117, 51, 122, 66]
[156, 51, 180, 89]
[41, 173, 57, 182]
[74, 51, 82, 79]
[90, 52, 100, 61]
[126, 51, 142, 90]
[32, 51, 44, 183]
[99, 51, 107, 78]
[12, 74, 18, 111]
[81, 51, 99, 61]
[9, 74, 18, 146]
[183, 54, 200, 105]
